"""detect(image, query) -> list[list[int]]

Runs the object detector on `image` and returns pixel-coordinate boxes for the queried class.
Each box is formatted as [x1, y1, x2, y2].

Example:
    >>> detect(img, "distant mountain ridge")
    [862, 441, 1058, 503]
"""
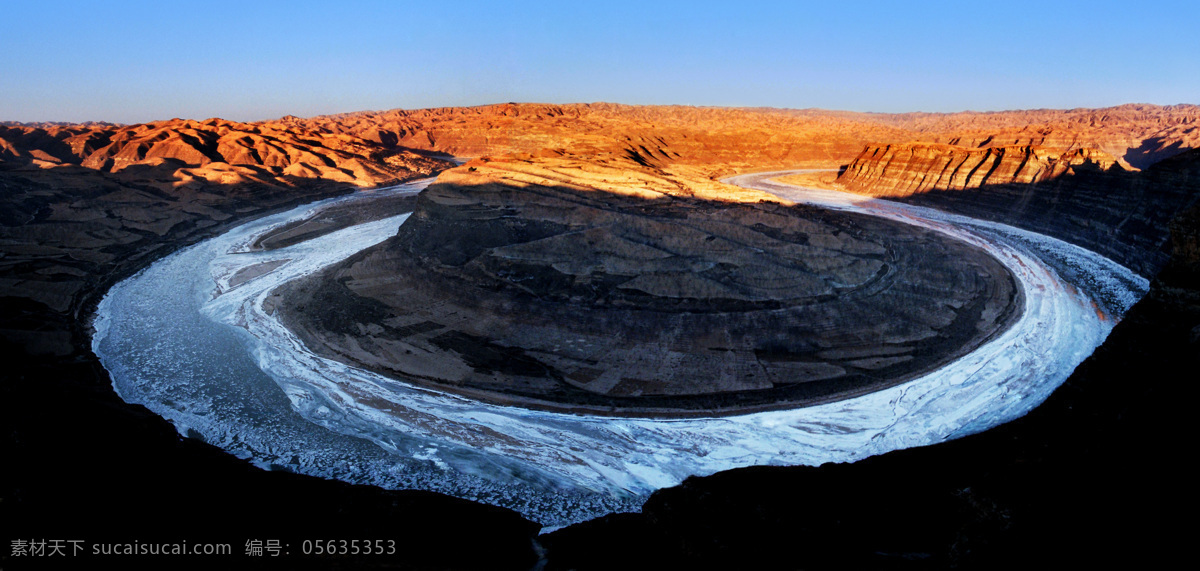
[291, 102, 1200, 170]
[4, 103, 1196, 187]
[0, 118, 449, 189]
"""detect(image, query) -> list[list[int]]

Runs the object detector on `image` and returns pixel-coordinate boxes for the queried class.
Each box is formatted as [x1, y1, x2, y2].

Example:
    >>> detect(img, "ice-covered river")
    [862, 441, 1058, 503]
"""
[92, 173, 1147, 526]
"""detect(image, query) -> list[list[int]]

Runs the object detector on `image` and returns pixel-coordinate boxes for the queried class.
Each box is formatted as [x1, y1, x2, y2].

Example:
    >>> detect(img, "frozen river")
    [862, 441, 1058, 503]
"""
[92, 173, 1148, 526]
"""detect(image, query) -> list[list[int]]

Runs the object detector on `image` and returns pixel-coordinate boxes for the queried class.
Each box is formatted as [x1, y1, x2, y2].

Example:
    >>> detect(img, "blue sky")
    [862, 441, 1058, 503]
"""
[2, 1, 1197, 123]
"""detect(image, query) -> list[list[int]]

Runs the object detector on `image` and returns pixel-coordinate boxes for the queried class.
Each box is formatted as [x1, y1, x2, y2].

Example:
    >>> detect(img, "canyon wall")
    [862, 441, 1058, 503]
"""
[836, 143, 1200, 277]
[836, 142, 1121, 196]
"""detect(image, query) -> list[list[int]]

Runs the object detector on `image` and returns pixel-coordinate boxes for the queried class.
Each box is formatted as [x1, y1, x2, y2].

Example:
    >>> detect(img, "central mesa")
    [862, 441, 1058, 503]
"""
[276, 155, 1021, 416]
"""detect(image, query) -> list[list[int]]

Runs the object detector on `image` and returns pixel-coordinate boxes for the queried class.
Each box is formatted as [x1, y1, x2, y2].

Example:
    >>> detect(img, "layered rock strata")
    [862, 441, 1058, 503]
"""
[277, 153, 1021, 415]
[290, 103, 915, 169]
[836, 143, 1121, 197]
[835, 143, 1200, 277]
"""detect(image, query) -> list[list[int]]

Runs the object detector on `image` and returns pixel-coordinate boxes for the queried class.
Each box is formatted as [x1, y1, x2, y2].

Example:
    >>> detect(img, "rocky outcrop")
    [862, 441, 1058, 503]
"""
[0, 124, 108, 165]
[835, 143, 1200, 277]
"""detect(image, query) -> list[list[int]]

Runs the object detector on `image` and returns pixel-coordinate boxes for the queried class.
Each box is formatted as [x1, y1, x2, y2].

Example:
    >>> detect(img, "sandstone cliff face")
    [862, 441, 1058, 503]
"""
[835, 143, 1200, 277]
[837, 143, 1122, 197]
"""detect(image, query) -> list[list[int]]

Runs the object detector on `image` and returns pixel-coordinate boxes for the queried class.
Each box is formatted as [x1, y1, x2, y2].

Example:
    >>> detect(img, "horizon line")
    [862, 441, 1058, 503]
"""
[4, 100, 1198, 128]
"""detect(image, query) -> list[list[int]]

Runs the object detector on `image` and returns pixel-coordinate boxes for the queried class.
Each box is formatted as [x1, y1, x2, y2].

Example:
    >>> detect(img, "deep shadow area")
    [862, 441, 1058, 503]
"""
[1124, 136, 1190, 170]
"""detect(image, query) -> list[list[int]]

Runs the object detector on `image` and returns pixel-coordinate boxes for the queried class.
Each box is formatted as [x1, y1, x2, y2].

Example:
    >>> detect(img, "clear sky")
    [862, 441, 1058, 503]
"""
[2, 0, 1197, 124]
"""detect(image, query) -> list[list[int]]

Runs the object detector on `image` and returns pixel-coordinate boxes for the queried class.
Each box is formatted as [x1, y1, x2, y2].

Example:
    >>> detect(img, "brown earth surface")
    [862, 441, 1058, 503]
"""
[877, 103, 1200, 169]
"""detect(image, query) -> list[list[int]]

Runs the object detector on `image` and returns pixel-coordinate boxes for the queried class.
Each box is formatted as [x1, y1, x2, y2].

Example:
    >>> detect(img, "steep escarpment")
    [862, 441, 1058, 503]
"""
[835, 143, 1200, 276]
[836, 143, 1122, 196]
[277, 151, 1020, 415]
